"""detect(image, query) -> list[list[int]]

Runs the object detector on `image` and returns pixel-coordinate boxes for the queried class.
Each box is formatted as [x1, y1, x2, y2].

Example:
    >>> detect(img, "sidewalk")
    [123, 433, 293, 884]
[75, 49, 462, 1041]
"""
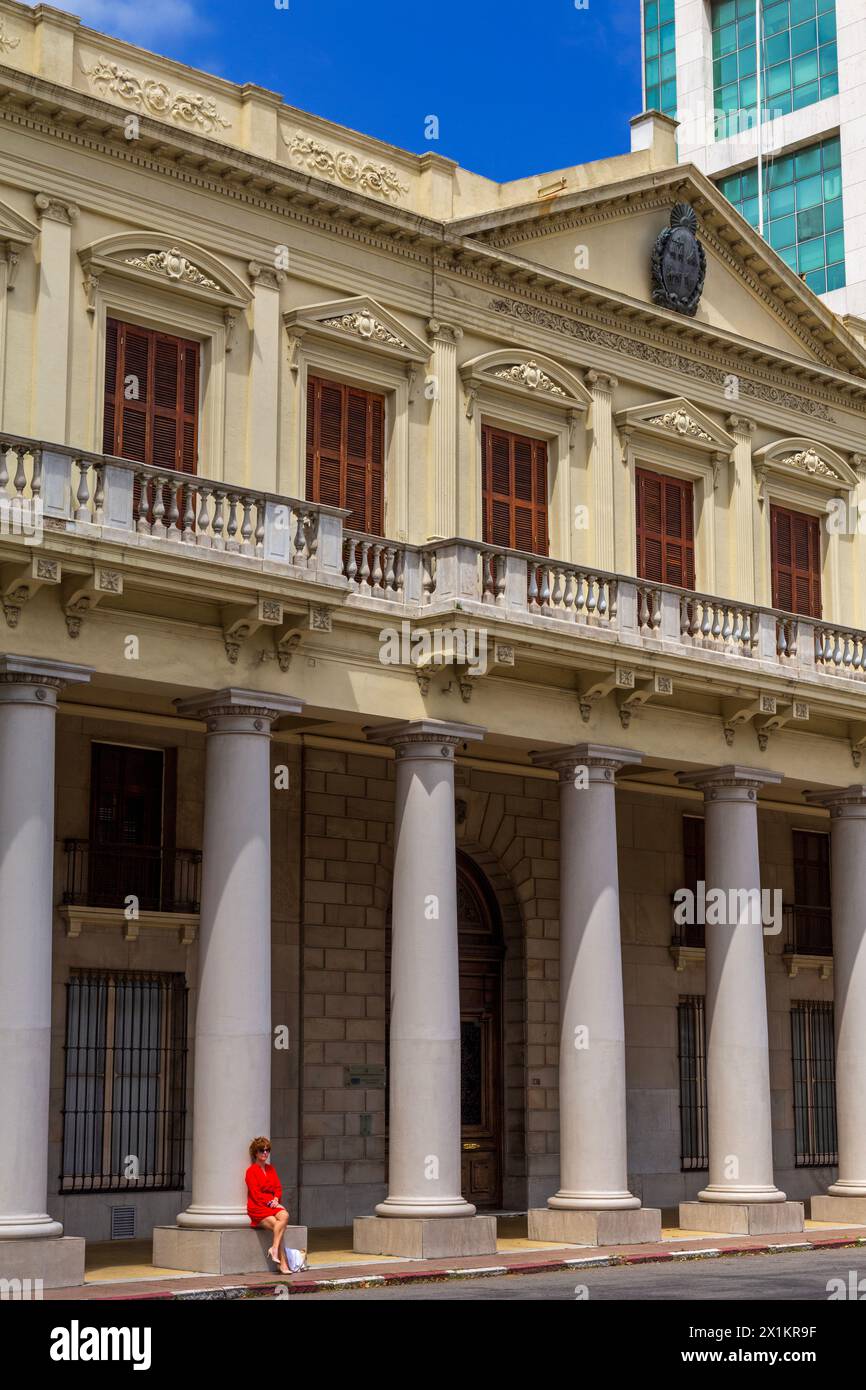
[44, 1217, 866, 1299]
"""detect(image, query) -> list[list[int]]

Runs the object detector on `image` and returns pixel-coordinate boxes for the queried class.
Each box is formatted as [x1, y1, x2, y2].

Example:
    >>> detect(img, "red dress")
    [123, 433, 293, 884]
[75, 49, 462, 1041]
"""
[246, 1162, 283, 1226]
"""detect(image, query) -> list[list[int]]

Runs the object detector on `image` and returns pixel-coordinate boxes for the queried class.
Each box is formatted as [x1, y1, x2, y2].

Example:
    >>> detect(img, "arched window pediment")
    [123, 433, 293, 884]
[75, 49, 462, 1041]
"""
[460, 349, 591, 418]
[753, 437, 859, 500]
[78, 234, 253, 312]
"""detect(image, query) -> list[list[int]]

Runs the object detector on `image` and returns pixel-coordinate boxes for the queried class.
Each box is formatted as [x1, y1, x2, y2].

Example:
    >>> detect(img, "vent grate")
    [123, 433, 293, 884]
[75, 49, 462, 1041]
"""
[110, 1206, 136, 1240]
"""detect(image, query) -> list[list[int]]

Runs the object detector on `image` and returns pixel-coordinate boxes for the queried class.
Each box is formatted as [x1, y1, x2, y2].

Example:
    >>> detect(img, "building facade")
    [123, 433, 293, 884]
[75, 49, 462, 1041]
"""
[641, 0, 866, 323]
[2, 0, 866, 1283]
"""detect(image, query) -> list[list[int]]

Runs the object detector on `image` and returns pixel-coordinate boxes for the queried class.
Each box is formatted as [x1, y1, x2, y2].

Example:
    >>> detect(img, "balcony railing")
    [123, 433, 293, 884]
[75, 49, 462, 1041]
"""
[63, 840, 202, 914]
[783, 904, 833, 957]
[4, 432, 866, 691]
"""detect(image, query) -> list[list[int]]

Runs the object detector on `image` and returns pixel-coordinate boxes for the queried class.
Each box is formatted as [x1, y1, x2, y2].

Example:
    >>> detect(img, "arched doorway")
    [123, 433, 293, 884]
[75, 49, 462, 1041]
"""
[457, 851, 505, 1209]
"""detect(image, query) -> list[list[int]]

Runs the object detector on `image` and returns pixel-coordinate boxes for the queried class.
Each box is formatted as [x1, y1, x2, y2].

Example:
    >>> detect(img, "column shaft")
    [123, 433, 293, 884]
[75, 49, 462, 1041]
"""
[587, 372, 617, 571]
[428, 322, 461, 540]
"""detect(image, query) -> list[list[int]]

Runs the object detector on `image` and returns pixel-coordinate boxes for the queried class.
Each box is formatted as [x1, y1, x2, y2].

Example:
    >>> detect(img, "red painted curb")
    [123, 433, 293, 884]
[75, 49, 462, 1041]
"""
[622, 1252, 674, 1264]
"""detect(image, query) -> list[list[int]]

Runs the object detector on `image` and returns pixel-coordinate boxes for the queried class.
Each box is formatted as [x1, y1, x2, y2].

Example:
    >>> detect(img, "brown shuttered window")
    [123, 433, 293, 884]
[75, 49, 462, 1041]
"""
[306, 376, 384, 535]
[482, 426, 548, 555]
[103, 319, 199, 475]
[770, 505, 822, 618]
[636, 467, 695, 589]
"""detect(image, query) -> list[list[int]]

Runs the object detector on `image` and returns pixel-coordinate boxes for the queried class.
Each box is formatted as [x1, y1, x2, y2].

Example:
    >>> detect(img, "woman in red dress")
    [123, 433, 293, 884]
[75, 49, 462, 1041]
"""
[245, 1136, 305, 1273]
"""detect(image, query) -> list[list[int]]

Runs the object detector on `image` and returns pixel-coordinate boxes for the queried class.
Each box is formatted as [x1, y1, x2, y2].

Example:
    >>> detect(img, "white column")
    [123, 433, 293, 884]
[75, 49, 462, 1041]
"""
[727, 415, 757, 603]
[805, 787, 866, 1199]
[0, 656, 91, 1239]
[367, 718, 483, 1217]
[586, 372, 618, 572]
[427, 320, 462, 541]
[175, 687, 302, 1228]
[31, 194, 78, 443]
[246, 263, 284, 494]
[533, 743, 642, 1209]
[679, 764, 785, 1203]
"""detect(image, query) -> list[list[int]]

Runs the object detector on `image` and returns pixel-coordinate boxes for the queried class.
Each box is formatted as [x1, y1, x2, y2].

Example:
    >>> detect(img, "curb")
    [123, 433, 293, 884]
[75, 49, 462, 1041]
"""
[131, 1232, 866, 1299]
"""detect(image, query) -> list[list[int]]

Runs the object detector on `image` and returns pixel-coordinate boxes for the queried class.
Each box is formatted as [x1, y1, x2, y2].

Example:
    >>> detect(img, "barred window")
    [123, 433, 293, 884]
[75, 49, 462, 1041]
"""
[61, 971, 188, 1193]
[677, 995, 708, 1171]
[791, 1000, 837, 1167]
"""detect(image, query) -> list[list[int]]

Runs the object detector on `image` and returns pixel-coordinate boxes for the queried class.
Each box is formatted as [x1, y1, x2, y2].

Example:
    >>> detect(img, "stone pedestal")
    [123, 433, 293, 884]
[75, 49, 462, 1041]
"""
[679, 1201, 804, 1236]
[0, 1236, 85, 1290]
[810, 1195, 866, 1225]
[153, 1224, 308, 1275]
[528, 1206, 662, 1246]
[353, 1215, 496, 1260]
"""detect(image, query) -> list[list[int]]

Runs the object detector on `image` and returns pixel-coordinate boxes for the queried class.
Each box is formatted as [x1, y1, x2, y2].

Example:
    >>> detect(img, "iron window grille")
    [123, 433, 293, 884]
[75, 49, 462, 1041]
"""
[677, 995, 709, 1171]
[791, 1000, 837, 1167]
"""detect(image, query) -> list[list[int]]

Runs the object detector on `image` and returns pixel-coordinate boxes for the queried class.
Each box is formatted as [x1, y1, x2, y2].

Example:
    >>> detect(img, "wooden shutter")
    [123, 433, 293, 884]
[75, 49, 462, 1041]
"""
[103, 319, 199, 474]
[771, 505, 821, 618]
[636, 468, 695, 589]
[481, 426, 548, 555]
[793, 830, 831, 909]
[305, 376, 384, 534]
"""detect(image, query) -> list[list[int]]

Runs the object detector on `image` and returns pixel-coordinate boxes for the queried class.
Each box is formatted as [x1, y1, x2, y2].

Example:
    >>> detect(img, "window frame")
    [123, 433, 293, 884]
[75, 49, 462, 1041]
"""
[481, 423, 550, 556]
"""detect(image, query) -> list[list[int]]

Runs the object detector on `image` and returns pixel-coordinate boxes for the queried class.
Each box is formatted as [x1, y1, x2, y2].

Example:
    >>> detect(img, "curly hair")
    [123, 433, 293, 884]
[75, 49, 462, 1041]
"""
[249, 1135, 272, 1161]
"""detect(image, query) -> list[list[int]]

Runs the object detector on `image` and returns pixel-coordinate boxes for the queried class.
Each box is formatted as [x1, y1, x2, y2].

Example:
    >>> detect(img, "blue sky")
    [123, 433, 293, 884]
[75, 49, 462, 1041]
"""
[62, 0, 644, 181]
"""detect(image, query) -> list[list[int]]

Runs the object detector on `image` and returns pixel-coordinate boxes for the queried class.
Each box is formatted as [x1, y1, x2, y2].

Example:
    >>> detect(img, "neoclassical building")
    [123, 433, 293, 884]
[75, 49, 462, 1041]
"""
[1, 1, 866, 1285]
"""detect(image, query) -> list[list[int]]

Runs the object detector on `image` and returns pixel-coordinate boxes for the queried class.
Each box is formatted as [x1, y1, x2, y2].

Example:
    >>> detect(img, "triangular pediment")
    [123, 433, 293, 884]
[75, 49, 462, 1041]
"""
[450, 167, 866, 381]
[0, 197, 39, 248]
[615, 397, 735, 455]
[283, 296, 430, 362]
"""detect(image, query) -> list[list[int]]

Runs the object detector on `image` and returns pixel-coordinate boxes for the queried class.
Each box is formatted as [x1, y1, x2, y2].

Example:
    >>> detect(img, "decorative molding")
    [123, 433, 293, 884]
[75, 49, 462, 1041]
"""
[283, 296, 430, 364]
[0, 20, 20, 52]
[81, 57, 231, 133]
[248, 261, 286, 292]
[646, 408, 714, 442]
[460, 348, 591, 417]
[779, 447, 836, 478]
[123, 248, 219, 291]
[322, 310, 408, 348]
[281, 129, 409, 201]
[492, 361, 567, 396]
[34, 193, 78, 226]
[489, 296, 837, 423]
[753, 437, 857, 494]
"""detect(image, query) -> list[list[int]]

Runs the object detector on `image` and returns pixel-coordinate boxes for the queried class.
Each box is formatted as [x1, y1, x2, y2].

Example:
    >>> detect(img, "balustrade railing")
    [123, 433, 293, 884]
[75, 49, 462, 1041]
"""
[680, 596, 760, 656]
[815, 624, 866, 674]
[529, 561, 617, 623]
[783, 904, 833, 956]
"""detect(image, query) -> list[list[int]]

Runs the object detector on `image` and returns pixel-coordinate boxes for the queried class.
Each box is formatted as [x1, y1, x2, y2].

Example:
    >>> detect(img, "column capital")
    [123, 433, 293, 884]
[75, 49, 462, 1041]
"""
[175, 687, 303, 733]
[586, 370, 618, 393]
[248, 261, 285, 291]
[34, 192, 79, 225]
[0, 655, 92, 707]
[427, 318, 463, 344]
[805, 785, 866, 818]
[532, 742, 642, 781]
[365, 717, 483, 760]
[678, 764, 782, 801]
[727, 414, 758, 436]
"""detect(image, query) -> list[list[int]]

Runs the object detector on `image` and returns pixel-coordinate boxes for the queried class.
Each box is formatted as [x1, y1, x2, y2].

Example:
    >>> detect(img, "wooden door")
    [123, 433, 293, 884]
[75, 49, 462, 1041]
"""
[88, 743, 165, 910]
[458, 854, 504, 1208]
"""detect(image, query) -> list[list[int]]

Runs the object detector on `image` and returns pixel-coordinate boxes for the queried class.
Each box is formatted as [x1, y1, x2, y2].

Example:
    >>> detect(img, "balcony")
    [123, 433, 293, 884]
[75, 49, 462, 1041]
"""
[783, 904, 833, 981]
[3, 433, 866, 700]
[61, 840, 202, 942]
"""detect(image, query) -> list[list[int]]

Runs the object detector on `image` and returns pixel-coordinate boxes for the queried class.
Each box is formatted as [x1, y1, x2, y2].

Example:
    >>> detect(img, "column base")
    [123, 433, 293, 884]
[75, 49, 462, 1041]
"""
[528, 1206, 662, 1246]
[353, 1215, 496, 1259]
[811, 1195, 866, 1225]
[153, 1225, 308, 1275]
[679, 1201, 804, 1235]
[0, 1236, 84, 1290]
[176, 1205, 250, 1230]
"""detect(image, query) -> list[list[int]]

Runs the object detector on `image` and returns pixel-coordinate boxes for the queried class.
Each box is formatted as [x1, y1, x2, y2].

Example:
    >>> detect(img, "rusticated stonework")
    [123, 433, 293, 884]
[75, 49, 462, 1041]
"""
[282, 130, 409, 201]
[81, 58, 231, 133]
[123, 249, 219, 291]
[489, 296, 835, 422]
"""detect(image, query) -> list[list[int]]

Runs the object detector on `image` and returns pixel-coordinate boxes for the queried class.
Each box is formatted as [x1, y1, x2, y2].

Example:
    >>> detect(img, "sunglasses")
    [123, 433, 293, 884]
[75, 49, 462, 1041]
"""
[257, 1147, 271, 1154]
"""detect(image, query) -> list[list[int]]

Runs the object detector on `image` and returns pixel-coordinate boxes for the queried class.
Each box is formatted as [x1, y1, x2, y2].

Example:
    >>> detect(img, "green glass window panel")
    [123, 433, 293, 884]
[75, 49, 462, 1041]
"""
[646, 85, 660, 110]
[741, 196, 760, 226]
[769, 184, 796, 217]
[822, 138, 841, 169]
[769, 155, 794, 186]
[719, 82, 740, 112]
[766, 31, 791, 63]
[645, 27, 660, 58]
[661, 20, 676, 50]
[737, 0, 756, 13]
[740, 75, 758, 107]
[778, 245, 798, 270]
[804, 267, 827, 294]
[645, 0, 658, 25]
[713, 0, 737, 26]
[737, 16, 756, 45]
[824, 197, 843, 232]
[659, 0, 675, 21]
[793, 52, 819, 85]
[739, 42, 757, 75]
[827, 261, 846, 291]
[817, 11, 836, 43]
[790, 0, 815, 22]
[661, 78, 677, 109]
[826, 230, 845, 264]
[793, 80, 820, 109]
[720, 52, 739, 83]
[817, 0, 835, 13]
[798, 236, 825, 272]
[645, 57, 659, 85]
[772, 91, 794, 116]
[820, 73, 839, 99]
[717, 21, 737, 55]
[741, 167, 759, 198]
[718, 174, 741, 201]
[823, 168, 842, 201]
[819, 42, 837, 76]
[797, 206, 824, 240]
[769, 215, 796, 249]
[795, 145, 822, 178]
[768, 62, 792, 97]
[791, 20, 818, 56]
[764, 2, 791, 37]
[661, 50, 677, 80]
[796, 173, 823, 209]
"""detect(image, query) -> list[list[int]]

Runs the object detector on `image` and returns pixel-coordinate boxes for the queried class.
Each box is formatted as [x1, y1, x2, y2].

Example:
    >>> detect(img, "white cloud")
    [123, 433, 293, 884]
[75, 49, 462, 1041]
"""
[56, 0, 202, 49]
